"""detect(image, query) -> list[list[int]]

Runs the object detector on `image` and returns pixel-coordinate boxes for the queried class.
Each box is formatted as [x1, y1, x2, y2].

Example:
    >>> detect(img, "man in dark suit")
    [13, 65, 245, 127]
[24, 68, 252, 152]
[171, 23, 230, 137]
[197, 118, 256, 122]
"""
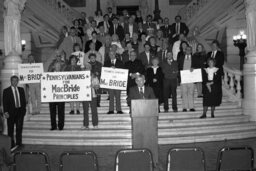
[127, 74, 156, 106]
[109, 17, 125, 41]
[98, 14, 113, 34]
[107, 7, 116, 22]
[104, 50, 124, 114]
[160, 17, 172, 39]
[143, 15, 157, 33]
[124, 16, 138, 39]
[138, 43, 154, 69]
[171, 15, 189, 43]
[84, 31, 103, 53]
[3, 75, 26, 148]
[207, 40, 224, 75]
[157, 41, 172, 65]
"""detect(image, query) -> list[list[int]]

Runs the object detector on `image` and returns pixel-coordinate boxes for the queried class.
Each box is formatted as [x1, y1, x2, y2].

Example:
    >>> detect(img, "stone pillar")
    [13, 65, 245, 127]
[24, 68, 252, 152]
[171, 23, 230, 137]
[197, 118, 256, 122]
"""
[96, 0, 101, 12]
[242, 0, 256, 121]
[153, 0, 161, 21]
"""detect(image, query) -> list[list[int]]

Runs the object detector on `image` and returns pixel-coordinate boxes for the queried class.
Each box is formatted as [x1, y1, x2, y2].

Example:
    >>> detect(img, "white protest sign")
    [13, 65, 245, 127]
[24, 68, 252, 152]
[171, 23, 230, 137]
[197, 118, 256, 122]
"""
[100, 67, 128, 90]
[18, 63, 44, 84]
[41, 71, 91, 102]
[72, 51, 85, 68]
[180, 69, 202, 84]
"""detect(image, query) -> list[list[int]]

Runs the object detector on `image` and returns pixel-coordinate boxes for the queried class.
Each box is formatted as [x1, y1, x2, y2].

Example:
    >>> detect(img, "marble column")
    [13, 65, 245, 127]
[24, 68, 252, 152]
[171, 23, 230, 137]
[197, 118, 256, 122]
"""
[242, 0, 256, 121]
[153, 0, 161, 21]
[96, 0, 101, 12]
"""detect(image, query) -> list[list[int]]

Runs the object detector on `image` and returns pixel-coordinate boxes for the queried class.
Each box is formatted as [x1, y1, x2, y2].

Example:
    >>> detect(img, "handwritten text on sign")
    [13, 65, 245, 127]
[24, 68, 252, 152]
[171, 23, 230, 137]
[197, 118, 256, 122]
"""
[41, 71, 91, 102]
[100, 67, 128, 90]
[180, 69, 202, 84]
[18, 63, 44, 84]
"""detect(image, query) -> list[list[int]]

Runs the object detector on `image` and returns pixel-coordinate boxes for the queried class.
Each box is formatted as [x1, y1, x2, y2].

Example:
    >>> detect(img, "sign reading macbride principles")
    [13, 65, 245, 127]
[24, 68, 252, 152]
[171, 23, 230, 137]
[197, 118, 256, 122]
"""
[100, 67, 129, 90]
[41, 71, 91, 102]
[180, 69, 202, 84]
[18, 63, 44, 84]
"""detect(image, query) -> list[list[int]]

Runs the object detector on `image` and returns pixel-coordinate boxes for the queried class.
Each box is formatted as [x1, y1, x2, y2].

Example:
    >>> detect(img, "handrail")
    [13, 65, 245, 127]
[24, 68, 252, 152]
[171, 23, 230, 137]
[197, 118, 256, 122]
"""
[44, 0, 80, 23]
[178, 0, 211, 22]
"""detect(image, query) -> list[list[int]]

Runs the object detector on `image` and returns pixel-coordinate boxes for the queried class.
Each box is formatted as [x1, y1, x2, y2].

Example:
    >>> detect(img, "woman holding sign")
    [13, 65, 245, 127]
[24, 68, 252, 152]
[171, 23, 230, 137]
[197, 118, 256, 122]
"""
[200, 58, 222, 119]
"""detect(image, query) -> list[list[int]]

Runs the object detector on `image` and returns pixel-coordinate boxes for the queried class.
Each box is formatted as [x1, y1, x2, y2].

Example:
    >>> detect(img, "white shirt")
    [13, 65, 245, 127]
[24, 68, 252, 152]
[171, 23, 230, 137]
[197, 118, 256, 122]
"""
[111, 59, 116, 65]
[129, 24, 133, 38]
[11, 86, 20, 108]
[211, 50, 217, 58]
[206, 67, 218, 81]
[138, 86, 145, 93]
[152, 66, 159, 74]
[146, 52, 150, 63]
[172, 40, 181, 61]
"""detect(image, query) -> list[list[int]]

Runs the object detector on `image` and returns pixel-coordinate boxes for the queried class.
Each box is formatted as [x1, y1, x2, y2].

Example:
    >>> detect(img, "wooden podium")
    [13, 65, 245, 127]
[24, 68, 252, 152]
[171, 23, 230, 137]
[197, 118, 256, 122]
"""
[131, 99, 159, 166]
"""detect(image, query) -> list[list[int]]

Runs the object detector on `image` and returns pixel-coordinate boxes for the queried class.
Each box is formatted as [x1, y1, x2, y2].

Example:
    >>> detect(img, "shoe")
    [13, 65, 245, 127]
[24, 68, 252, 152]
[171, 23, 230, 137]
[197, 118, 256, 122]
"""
[76, 110, 80, 114]
[164, 110, 168, 112]
[59, 127, 63, 131]
[69, 110, 74, 115]
[190, 108, 196, 112]
[211, 114, 215, 118]
[182, 109, 187, 112]
[81, 126, 89, 130]
[97, 104, 100, 107]
[200, 115, 206, 119]
[117, 111, 123, 114]
[93, 125, 98, 129]
[197, 95, 203, 98]
[173, 109, 178, 112]
[107, 111, 114, 114]
[50, 127, 57, 131]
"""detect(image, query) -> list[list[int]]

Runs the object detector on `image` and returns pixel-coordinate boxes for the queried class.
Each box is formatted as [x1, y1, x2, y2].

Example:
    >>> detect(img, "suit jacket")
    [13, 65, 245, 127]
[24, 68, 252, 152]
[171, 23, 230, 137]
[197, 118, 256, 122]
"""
[207, 51, 224, 75]
[142, 22, 157, 33]
[124, 23, 139, 36]
[84, 40, 102, 53]
[160, 25, 172, 38]
[138, 51, 154, 68]
[3, 86, 26, 116]
[128, 86, 156, 106]
[104, 58, 124, 69]
[171, 22, 189, 36]
[109, 24, 125, 41]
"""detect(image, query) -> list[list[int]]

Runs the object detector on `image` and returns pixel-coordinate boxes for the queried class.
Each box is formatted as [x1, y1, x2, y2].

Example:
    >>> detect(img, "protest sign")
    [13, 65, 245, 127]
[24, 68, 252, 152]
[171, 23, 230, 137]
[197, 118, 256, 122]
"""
[41, 71, 91, 102]
[18, 63, 44, 84]
[100, 67, 128, 90]
[180, 69, 202, 84]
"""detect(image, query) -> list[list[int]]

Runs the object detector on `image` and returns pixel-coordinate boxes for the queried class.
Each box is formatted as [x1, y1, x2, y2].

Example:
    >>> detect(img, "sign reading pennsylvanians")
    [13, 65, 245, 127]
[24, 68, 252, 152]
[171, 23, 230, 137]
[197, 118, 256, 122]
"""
[18, 63, 44, 84]
[100, 67, 128, 90]
[41, 71, 91, 102]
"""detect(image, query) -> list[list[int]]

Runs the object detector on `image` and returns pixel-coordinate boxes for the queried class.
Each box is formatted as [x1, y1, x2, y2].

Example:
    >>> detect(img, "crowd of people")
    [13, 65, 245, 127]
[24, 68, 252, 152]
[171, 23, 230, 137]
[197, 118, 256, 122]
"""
[1, 7, 225, 148]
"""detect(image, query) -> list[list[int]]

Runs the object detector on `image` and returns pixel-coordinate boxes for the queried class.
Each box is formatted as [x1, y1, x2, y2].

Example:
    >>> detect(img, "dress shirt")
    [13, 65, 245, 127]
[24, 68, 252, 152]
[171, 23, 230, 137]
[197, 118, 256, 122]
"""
[129, 24, 133, 38]
[146, 52, 150, 63]
[211, 50, 217, 58]
[176, 23, 180, 34]
[11, 86, 20, 108]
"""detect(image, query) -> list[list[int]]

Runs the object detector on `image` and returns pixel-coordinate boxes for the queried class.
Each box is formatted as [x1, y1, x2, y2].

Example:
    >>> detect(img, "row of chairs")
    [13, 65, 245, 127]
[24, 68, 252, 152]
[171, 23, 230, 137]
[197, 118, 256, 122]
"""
[10, 146, 255, 171]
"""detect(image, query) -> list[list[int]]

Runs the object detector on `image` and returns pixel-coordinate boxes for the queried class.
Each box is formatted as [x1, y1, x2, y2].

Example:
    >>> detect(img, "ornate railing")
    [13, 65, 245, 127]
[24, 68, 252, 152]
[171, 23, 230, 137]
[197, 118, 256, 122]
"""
[44, 0, 80, 23]
[178, 0, 211, 22]
[223, 64, 243, 106]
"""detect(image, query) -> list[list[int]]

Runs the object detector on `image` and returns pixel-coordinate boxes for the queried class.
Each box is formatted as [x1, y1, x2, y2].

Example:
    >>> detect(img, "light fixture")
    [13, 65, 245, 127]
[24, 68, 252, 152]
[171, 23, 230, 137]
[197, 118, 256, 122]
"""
[233, 30, 247, 70]
[21, 40, 26, 51]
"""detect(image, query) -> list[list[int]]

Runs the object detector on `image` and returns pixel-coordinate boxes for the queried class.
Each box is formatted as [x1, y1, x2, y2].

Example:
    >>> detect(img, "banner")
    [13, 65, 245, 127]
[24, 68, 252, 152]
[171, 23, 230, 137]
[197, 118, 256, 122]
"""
[100, 67, 128, 90]
[18, 63, 44, 84]
[41, 71, 91, 102]
[180, 69, 202, 84]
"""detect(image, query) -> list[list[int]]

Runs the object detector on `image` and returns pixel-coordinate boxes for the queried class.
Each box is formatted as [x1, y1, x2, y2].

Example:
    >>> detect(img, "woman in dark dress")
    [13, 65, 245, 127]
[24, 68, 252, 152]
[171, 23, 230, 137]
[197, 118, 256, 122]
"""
[200, 58, 222, 118]
[149, 37, 160, 56]
[145, 57, 164, 105]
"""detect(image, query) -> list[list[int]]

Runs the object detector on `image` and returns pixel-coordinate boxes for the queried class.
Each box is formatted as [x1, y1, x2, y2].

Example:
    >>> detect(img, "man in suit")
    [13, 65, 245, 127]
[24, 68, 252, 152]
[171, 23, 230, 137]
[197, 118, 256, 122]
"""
[109, 17, 125, 41]
[177, 46, 196, 112]
[138, 42, 154, 69]
[124, 16, 138, 39]
[104, 50, 124, 114]
[107, 7, 116, 22]
[157, 41, 171, 65]
[98, 14, 112, 34]
[3, 76, 26, 148]
[207, 40, 224, 75]
[160, 17, 172, 39]
[59, 27, 82, 57]
[127, 74, 155, 107]
[143, 15, 157, 33]
[171, 15, 189, 43]
[84, 31, 102, 53]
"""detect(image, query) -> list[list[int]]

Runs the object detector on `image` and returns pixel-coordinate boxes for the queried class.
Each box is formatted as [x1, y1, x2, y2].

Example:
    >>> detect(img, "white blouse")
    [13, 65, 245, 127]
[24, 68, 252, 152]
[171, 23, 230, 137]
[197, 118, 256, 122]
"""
[152, 66, 159, 74]
[205, 67, 218, 81]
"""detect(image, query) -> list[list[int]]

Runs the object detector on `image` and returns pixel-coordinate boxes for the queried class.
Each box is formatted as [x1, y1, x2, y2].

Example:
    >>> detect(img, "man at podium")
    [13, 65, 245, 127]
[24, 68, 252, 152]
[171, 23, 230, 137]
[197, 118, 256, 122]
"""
[127, 75, 155, 107]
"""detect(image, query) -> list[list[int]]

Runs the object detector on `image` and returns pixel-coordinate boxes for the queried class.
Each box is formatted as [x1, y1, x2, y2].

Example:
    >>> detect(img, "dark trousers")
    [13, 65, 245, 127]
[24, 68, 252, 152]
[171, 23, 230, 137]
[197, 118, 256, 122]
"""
[7, 108, 25, 147]
[163, 78, 178, 110]
[83, 97, 98, 127]
[109, 89, 121, 112]
[49, 102, 65, 129]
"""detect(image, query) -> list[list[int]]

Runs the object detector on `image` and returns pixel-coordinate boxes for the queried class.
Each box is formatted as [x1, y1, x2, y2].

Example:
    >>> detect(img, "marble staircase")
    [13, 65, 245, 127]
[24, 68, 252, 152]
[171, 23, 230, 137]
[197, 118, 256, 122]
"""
[22, 88, 256, 146]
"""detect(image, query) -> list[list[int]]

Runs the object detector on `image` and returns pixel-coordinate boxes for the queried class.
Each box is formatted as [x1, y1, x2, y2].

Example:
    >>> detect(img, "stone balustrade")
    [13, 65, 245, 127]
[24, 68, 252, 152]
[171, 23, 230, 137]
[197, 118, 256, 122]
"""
[179, 0, 211, 22]
[223, 64, 243, 105]
[44, 0, 80, 22]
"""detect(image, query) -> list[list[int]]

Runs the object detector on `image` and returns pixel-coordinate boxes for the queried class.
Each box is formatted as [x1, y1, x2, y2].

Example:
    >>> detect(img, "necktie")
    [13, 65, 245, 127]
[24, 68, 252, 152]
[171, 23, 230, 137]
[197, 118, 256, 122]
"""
[211, 51, 215, 58]
[139, 87, 144, 99]
[14, 88, 20, 108]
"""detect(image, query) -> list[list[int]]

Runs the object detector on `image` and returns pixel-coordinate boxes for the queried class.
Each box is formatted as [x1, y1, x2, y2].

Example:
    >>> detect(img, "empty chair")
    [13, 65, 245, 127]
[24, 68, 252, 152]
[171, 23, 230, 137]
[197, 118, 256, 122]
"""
[167, 147, 206, 171]
[216, 146, 254, 171]
[115, 149, 154, 171]
[59, 151, 98, 171]
[13, 151, 50, 171]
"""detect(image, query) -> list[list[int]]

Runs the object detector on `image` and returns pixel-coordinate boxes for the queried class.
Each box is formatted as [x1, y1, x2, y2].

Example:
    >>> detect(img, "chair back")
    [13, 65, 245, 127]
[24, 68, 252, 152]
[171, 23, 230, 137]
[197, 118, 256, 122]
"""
[167, 147, 206, 171]
[13, 151, 50, 171]
[216, 146, 254, 171]
[115, 149, 154, 171]
[59, 151, 98, 171]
